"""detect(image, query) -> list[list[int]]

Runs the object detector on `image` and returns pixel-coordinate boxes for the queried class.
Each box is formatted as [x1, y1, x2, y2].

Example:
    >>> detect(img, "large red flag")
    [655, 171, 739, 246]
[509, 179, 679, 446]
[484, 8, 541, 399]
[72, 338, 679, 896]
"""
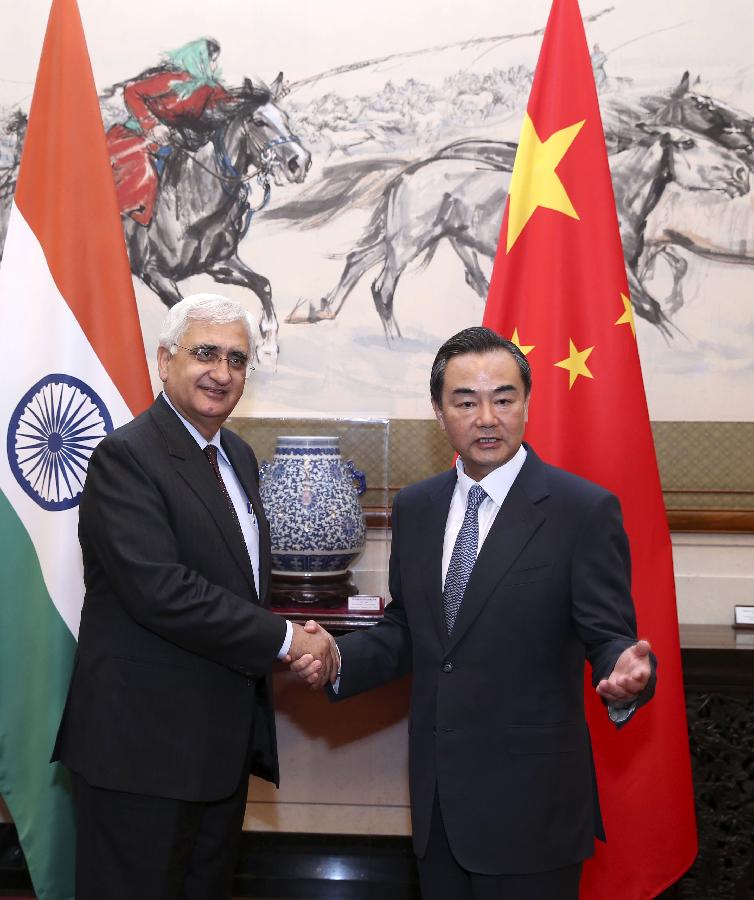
[483, 0, 697, 896]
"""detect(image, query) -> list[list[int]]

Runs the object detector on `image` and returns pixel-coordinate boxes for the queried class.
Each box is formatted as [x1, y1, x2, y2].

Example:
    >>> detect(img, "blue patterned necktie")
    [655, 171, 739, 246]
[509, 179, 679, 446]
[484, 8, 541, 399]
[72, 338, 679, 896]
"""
[443, 484, 487, 634]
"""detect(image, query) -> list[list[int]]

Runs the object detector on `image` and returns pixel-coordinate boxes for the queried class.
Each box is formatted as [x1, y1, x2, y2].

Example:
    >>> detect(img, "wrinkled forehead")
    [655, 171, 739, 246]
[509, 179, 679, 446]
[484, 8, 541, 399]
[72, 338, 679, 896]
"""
[445, 349, 525, 387]
[179, 319, 250, 351]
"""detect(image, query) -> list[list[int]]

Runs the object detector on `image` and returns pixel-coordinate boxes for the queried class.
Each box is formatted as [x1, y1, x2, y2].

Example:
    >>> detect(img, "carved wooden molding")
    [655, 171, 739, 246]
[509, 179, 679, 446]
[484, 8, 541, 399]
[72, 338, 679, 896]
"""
[364, 507, 391, 529]
[667, 508, 754, 533]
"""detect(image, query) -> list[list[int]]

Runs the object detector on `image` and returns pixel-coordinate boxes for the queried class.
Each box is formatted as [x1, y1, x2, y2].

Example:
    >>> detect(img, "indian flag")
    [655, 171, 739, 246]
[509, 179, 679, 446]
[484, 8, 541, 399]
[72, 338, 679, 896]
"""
[0, 1, 151, 897]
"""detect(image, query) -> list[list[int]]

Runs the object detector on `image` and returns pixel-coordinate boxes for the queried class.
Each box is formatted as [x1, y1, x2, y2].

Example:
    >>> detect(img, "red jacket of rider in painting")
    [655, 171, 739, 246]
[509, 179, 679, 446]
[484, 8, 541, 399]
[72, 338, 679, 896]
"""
[107, 69, 232, 225]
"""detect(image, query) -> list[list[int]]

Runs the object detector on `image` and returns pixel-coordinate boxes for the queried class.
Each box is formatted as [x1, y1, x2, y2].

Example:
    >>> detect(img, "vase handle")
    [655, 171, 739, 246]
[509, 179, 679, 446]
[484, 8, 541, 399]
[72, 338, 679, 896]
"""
[259, 459, 271, 482]
[344, 460, 367, 496]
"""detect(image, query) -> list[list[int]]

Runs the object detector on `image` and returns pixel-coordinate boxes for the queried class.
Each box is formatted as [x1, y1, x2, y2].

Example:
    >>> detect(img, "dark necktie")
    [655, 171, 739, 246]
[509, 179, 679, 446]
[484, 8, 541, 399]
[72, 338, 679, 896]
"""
[203, 444, 251, 564]
[443, 484, 487, 634]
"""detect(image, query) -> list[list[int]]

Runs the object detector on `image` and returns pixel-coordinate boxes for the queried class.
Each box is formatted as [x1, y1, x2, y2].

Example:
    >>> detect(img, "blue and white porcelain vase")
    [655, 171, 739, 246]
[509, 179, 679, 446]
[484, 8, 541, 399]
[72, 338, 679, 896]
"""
[259, 436, 367, 575]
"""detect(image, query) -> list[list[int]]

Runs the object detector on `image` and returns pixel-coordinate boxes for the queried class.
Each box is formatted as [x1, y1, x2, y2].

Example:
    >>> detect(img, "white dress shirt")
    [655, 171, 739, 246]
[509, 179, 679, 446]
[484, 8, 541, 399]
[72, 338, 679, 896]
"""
[161, 393, 292, 658]
[441, 445, 527, 588]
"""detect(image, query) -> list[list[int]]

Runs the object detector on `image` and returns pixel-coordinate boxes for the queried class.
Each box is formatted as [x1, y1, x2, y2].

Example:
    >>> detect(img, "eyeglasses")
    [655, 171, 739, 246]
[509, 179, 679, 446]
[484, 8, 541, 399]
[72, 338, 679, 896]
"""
[173, 344, 254, 376]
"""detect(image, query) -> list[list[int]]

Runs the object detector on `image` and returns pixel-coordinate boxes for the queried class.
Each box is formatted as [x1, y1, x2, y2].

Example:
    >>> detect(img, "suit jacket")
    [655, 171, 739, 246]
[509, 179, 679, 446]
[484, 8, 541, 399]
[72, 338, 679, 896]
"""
[334, 445, 655, 875]
[53, 396, 287, 802]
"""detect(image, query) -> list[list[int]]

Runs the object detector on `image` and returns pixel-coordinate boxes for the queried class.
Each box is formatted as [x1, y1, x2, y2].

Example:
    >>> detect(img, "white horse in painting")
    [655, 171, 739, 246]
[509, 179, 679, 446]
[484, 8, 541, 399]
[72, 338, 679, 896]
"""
[641, 183, 754, 315]
[288, 129, 749, 340]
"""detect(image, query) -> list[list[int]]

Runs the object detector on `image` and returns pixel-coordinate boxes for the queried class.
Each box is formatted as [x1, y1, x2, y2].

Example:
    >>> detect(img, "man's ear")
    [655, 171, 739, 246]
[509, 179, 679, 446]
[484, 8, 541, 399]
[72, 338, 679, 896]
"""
[156, 346, 170, 383]
[524, 396, 530, 423]
[432, 400, 446, 431]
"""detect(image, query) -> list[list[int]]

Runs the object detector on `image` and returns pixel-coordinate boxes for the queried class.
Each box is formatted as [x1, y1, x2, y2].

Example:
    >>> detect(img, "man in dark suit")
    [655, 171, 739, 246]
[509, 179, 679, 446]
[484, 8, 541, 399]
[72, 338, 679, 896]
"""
[294, 327, 655, 900]
[53, 293, 338, 900]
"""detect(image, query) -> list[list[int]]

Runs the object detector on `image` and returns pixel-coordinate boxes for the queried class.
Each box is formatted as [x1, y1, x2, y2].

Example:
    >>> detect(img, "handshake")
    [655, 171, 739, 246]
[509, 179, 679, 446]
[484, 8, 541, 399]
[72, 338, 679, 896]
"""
[284, 620, 339, 690]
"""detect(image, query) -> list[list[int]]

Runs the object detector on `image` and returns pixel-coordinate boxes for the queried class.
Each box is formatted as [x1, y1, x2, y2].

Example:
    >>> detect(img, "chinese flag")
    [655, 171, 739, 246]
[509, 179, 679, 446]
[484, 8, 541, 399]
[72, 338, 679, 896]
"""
[483, 0, 697, 897]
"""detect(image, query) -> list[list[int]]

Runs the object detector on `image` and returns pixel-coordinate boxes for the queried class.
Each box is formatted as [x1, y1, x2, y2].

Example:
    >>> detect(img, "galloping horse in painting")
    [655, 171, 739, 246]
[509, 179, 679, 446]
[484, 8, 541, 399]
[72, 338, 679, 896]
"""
[614, 127, 748, 330]
[640, 174, 754, 315]
[125, 74, 311, 365]
[633, 74, 754, 314]
[644, 72, 754, 158]
[288, 128, 748, 339]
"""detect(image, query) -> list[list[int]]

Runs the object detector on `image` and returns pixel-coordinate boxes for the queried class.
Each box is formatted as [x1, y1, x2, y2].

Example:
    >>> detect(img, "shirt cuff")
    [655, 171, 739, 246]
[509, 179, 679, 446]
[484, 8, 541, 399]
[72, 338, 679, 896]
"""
[332, 643, 342, 693]
[276, 620, 293, 660]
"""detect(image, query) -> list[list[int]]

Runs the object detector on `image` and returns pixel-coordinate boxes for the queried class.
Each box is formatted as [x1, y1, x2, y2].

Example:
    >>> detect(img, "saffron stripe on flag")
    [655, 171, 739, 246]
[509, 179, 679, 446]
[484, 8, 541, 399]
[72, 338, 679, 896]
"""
[13, 0, 150, 416]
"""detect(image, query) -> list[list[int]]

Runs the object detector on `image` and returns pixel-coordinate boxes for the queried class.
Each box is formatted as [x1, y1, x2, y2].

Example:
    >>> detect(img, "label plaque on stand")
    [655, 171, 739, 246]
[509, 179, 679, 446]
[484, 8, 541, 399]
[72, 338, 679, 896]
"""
[733, 605, 754, 629]
[348, 595, 383, 612]
[272, 595, 385, 632]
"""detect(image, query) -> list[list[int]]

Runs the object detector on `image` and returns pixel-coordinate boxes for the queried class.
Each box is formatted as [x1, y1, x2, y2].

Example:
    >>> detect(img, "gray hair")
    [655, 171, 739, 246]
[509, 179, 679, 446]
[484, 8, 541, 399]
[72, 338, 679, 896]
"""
[158, 293, 257, 353]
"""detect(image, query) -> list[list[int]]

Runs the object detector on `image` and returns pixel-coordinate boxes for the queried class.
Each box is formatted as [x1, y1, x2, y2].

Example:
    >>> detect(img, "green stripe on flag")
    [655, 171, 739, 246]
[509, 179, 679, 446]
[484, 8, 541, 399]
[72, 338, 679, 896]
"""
[0, 490, 76, 900]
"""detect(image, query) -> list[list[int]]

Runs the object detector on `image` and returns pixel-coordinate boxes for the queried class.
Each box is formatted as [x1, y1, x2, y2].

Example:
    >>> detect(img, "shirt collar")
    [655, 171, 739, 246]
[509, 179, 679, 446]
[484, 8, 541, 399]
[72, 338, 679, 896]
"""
[160, 392, 229, 465]
[455, 443, 527, 507]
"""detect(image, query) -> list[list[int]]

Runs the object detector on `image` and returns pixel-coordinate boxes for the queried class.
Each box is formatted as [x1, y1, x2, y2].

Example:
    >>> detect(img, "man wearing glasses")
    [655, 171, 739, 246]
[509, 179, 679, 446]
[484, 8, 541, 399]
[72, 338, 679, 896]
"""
[53, 293, 337, 900]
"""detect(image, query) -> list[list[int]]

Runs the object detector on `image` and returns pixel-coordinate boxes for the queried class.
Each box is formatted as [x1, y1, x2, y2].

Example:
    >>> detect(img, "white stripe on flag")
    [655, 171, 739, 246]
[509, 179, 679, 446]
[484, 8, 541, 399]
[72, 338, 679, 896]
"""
[0, 203, 135, 637]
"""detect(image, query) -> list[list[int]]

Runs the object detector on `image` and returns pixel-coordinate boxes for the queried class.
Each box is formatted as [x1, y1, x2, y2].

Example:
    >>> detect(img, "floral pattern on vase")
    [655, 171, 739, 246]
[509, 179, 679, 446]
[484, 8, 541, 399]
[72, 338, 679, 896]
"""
[259, 436, 367, 575]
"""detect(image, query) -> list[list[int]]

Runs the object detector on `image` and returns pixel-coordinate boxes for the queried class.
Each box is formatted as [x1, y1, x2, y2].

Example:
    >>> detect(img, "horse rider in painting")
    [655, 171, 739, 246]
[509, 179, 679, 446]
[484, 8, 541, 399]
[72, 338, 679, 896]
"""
[107, 37, 232, 225]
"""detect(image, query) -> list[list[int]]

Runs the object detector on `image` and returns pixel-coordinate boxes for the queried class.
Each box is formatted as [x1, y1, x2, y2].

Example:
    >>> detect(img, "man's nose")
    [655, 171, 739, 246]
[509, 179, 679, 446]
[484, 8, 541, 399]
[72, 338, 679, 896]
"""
[209, 359, 233, 382]
[475, 401, 497, 425]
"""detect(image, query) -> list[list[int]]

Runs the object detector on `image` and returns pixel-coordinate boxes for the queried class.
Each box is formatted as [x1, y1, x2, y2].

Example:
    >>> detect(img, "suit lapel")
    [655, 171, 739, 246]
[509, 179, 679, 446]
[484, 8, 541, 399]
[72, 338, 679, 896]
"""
[446, 448, 548, 654]
[149, 400, 257, 596]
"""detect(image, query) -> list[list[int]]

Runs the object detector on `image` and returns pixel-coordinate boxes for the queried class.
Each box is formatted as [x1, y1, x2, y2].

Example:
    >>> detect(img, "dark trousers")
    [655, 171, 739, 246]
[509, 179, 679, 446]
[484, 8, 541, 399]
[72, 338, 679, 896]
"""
[71, 766, 249, 900]
[417, 792, 583, 900]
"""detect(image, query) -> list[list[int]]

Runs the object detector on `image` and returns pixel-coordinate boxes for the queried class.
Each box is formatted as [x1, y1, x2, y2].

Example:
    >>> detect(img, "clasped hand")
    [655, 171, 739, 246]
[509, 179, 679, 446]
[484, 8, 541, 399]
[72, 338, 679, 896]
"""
[284, 620, 339, 690]
[595, 639, 652, 703]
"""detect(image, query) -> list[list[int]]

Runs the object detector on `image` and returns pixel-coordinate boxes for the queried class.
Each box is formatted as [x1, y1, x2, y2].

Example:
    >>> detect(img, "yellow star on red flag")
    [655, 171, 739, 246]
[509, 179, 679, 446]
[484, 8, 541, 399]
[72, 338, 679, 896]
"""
[554, 338, 594, 388]
[506, 112, 585, 251]
[615, 292, 636, 338]
[510, 328, 535, 356]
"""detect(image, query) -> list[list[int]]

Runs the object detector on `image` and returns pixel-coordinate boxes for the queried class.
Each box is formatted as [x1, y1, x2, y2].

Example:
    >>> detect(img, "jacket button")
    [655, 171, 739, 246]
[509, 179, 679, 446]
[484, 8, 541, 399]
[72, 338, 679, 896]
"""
[442, 661, 454, 673]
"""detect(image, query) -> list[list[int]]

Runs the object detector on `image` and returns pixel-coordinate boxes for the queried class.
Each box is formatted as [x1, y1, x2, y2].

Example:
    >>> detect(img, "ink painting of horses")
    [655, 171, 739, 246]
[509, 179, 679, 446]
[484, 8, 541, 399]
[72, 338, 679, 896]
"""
[1, 0, 753, 420]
